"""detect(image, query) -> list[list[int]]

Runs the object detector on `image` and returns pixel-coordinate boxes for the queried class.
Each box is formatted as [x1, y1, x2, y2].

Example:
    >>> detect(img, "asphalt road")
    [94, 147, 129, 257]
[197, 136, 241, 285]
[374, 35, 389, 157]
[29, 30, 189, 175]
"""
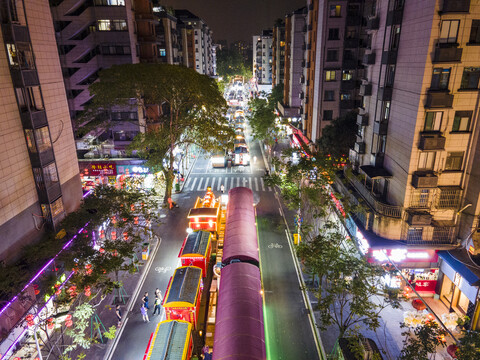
[111, 127, 319, 359]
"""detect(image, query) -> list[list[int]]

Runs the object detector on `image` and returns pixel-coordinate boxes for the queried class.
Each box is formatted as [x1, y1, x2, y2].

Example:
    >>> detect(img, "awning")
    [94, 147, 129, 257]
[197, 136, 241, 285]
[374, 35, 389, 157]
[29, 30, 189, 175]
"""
[438, 249, 480, 286]
[360, 165, 392, 179]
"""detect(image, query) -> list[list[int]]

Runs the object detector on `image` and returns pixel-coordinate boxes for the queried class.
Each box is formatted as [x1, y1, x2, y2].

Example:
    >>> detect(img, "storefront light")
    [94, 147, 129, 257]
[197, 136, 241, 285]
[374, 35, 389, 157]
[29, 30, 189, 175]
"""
[372, 250, 388, 262]
[406, 252, 430, 259]
[355, 229, 369, 255]
[390, 249, 408, 262]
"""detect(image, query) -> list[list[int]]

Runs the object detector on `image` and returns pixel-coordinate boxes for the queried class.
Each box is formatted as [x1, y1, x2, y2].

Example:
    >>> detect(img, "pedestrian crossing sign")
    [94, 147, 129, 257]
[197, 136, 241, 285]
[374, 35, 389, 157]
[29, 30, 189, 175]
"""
[293, 233, 301, 245]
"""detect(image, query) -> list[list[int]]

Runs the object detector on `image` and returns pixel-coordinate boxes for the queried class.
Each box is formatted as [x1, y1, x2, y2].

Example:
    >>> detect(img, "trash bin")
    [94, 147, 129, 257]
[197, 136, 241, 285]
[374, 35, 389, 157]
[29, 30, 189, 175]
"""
[175, 183, 181, 192]
[142, 242, 150, 260]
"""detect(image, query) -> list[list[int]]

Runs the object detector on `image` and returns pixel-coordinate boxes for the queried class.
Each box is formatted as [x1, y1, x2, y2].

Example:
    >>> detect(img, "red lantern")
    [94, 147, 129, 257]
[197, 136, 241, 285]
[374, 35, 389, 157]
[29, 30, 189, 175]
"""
[131, 204, 135, 211]
[123, 232, 129, 241]
[99, 248, 105, 254]
[47, 318, 54, 329]
[26, 314, 35, 327]
[100, 230, 105, 239]
[111, 231, 117, 240]
[111, 216, 117, 224]
[134, 216, 139, 225]
[65, 319, 73, 327]
[84, 286, 91, 297]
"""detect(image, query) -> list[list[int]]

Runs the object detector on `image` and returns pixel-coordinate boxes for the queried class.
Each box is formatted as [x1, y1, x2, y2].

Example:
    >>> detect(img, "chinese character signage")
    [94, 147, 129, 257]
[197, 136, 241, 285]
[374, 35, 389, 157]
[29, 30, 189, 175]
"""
[88, 163, 117, 176]
[116, 165, 149, 175]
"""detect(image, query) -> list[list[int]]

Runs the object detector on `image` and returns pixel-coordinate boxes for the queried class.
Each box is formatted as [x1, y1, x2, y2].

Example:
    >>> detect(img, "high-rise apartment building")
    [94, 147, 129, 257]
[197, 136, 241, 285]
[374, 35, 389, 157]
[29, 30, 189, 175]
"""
[175, 9, 214, 76]
[272, 20, 285, 87]
[301, 0, 366, 143]
[0, 0, 82, 261]
[335, 0, 480, 325]
[280, 7, 307, 121]
[252, 30, 273, 85]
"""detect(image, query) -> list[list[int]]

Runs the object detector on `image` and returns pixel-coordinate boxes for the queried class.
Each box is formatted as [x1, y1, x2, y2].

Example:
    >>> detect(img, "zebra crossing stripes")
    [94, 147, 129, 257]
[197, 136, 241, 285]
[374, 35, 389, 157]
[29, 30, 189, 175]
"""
[188, 176, 273, 192]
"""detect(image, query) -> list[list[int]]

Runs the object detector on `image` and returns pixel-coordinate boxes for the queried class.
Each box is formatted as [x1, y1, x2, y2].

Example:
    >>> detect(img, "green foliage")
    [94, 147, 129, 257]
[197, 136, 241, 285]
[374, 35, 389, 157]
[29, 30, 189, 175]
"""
[216, 48, 250, 78]
[399, 321, 448, 360]
[64, 303, 96, 354]
[85, 63, 232, 201]
[317, 111, 357, 159]
[103, 325, 117, 340]
[456, 330, 480, 360]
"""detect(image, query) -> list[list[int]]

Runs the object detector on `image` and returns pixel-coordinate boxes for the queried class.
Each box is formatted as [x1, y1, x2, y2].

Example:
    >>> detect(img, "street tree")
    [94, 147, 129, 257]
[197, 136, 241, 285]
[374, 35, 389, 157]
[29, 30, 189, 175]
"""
[316, 111, 357, 159]
[453, 330, 480, 360]
[216, 47, 250, 79]
[399, 321, 448, 360]
[86, 63, 233, 201]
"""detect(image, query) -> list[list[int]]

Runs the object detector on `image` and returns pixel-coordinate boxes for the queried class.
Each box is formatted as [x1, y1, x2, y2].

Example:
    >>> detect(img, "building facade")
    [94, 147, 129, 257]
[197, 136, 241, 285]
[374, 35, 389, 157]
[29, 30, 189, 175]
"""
[0, 0, 82, 261]
[272, 20, 285, 87]
[252, 30, 273, 85]
[334, 0, 480, 325]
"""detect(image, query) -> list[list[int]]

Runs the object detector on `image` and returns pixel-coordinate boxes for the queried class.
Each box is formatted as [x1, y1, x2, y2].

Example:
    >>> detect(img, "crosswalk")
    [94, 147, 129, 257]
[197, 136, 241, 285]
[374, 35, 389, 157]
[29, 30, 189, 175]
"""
[184, 176, 273, 192]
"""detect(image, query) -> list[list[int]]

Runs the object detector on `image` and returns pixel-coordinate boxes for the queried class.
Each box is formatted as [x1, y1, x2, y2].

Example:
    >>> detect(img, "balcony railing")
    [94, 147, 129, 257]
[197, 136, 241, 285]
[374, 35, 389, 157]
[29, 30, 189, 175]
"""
[441, 0, 470, 13]
[346, 172, 403, 218]
[404, 226, 457, 245]
[366, 17, 379, 30]
[436, 187, 462, 209]
[433, 46, 462, 63]
[419, 132, 446, 150]
[425, 92, 454, 108]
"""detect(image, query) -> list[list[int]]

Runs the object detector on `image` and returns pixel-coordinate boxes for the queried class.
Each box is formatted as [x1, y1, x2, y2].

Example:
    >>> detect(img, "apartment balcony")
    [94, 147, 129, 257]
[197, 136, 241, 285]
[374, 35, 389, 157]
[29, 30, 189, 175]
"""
[357, 113, 368, 126]
[406, 211, 433, 226]
[299, 91, 304, 99]
[342, 58, 358, 69]
[366, 17, 379, 30]
[425, 91, 454, 108]
[20, 110, 48, 129]
[346, 12, 362, 26]
[1, 23, 29, 42]
[341, 80, 357, 91]
[37, 183, 62, 205]
[345, 171, 403, 218]
[340, 99, 356, 109]
[386, 8, 403, 26]
[441, 0, 470, 13]
[418, 132, 446, 150]
[362, 52, 375, 65]
[359, 83, 372, 96]
[381, 49, 398, 64]
[344, 38, 360, 48]
[373, 121, 388, 135]
[370, 153, 384, 167]
[404, 223, 457, 246]
[10, 68, 39, 87]
[412, 171, 438, 188]
[436, 186, 463, 209]
[354, 141, 365, 154]
[433, 46, 462, 63]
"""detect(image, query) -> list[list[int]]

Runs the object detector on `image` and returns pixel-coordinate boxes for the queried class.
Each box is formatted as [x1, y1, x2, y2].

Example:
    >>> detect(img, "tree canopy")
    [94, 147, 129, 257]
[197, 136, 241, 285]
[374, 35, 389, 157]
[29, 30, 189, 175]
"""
[316, 111, 357, 159]
[216, 47, 250, 79]
[86, 63, 233, 200]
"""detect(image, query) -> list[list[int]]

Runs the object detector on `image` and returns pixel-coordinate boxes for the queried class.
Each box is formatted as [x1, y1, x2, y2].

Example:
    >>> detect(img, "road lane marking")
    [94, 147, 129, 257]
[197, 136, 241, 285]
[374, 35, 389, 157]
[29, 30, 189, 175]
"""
[236, 177, 240, 187]
[196, 178, 204, 191]
[203, 177, 210, 191]
[254, 177, 259, 191]
[260, 178, 266, 191]
[189, 177, 198, 191]
[184, 177, 191, 189]
[211, 177, 216, 190]
[249, 177, 252, 190]
[229, 177, 233, 189]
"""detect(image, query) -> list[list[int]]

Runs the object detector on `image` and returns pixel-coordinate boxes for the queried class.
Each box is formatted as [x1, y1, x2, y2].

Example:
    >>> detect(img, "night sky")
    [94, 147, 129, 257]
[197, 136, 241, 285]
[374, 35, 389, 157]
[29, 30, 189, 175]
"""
[162, 0, 307, 44]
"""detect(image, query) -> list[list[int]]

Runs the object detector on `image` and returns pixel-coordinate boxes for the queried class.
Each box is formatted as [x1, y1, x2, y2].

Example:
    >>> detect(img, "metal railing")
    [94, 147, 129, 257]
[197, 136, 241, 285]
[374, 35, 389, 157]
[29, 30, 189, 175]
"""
[403, 226, 457, 245]
[347, 175, 403, 218]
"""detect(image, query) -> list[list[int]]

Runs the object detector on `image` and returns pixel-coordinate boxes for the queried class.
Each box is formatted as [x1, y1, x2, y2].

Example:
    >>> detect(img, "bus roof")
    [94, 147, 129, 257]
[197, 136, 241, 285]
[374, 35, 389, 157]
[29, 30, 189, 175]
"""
[164, 266, 202, 307]
[179, 231, 211, 257]
[146, 320, 192, 360]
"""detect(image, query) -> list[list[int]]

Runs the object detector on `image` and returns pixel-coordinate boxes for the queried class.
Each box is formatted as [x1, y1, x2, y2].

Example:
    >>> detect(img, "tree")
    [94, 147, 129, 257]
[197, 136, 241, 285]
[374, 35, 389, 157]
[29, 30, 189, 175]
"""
[456, 330, 480, 360]
[216, 47, 250, 79]
[399, 321, 448, 360]
[86, 64, 233, 202]
[317, 111, 358, 159]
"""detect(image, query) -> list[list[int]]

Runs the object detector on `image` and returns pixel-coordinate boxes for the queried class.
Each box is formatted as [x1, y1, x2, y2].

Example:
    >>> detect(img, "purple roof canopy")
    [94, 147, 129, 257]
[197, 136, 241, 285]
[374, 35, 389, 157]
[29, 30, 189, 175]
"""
[223, 187, 259, 265]
[213, 262, 265, 360]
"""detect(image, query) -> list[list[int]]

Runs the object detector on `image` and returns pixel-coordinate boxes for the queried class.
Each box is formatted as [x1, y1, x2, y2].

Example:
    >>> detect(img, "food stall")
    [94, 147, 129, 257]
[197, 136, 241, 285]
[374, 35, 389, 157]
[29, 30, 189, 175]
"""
[187, 188, 220, 232]
[163, 266, 203, 328]
[143, 320, 193, 360]
[178, 231, 212, 277]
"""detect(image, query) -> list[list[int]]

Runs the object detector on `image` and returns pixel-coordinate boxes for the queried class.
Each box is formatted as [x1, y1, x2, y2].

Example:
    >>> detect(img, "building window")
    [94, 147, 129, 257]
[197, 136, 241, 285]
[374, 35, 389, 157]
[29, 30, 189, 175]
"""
[101, 45, 131, 55]
[33, 127, 52, 153]
[159, 48, 166, 56]
[452, 111, 472, 132]
[326, 49, 338, 62]
[460, 67, 480, 89]
[439, 20, 460, 44]
[469, 20, 480, 44]
[330, 5, 341, 17]
[342, 70, 354, 81]
[340, 93, 351, 100]
[381, 101, 391, 121]
[325, 70, 336, 81]
[418, 151, 436, 170]
[97, 20, 127, 31]
[50, 197, 64, 218]
[430, 68, 450, 90]
[323, 110, 333, 120]
[328, 28, 339, 40]
[445, 152, 464, 171]
[43, 163, 59, 188]
[424, 112, 442, 131]
[407, 227, 423, 241]
[324, 90, 335, 101]
[93, 0, 125, 5]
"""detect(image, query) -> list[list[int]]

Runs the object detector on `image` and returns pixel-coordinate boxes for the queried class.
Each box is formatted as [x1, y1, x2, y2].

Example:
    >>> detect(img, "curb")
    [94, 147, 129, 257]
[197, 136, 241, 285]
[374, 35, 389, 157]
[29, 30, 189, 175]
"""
[179, 154, 198, 193]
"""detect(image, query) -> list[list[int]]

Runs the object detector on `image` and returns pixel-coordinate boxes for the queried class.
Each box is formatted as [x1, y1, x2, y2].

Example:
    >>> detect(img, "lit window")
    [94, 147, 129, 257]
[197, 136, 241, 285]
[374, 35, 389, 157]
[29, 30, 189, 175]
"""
[97, 20, 111, 31]
[418, 152, 436, 170]
[445, 152, 464, 171]
[325, 70, 336, 81]
[51, 198, 64, 217]
[460, 67, 480, 89]
[424, 112, 442, 131]
[439, 20, 459, 44]
[159, 48, 166, 56]
[452, 111, 472, 132]
[330, 5, 341, 17]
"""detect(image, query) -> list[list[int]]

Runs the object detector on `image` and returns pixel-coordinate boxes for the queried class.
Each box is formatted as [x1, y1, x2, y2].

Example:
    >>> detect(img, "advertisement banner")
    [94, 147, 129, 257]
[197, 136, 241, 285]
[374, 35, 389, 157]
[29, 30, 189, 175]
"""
[87, 163, 116, 176]
[116, 165, 149, 175]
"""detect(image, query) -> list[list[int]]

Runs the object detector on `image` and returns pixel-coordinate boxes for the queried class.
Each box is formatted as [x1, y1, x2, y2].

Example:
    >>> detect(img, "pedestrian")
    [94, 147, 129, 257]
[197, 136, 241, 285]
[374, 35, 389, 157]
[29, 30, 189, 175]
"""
[155, 288, 161, 298]
[220, 184, 225, 194]
[140, 304, 149, 322]
[152, 296, 162, 315]
[142, 292, 149, 309]
[115, 305, 122, 327]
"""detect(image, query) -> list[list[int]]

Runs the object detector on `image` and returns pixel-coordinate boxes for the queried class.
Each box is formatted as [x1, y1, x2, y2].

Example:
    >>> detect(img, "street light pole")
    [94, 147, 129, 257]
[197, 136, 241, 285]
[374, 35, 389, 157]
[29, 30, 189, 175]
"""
[33, 324, 44, 360]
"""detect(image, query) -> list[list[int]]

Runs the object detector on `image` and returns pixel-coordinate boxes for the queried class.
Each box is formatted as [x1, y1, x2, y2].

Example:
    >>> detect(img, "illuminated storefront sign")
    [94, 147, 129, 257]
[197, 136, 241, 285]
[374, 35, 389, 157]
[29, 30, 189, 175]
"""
[370, 248, 437, 264]
[116, 165, 149, 175]
[86, 163, 116, 176]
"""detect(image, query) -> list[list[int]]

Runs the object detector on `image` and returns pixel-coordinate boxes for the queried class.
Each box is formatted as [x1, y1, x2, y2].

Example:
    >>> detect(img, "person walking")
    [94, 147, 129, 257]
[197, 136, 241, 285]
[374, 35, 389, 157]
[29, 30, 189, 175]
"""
[220, 184, 225, 194]
[152, 296, 162, 315]
[140, 304, 149, 322]
[115, 305, 122, 327]
[142, 292, 149, 309]
[155, 288, 161, 298]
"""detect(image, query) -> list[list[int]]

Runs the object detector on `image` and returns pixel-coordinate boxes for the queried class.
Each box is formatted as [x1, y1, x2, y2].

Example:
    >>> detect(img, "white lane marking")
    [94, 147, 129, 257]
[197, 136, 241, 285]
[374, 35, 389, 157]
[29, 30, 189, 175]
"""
[249, 177, 252, 190]
[203, 177, 210, 191]
[211, 177, 216, 191]
[184, 177, 191, 189]
[230, 177, 235, 189]
[190, 177, 198, 191]
[236, 177, 240, 187]
[196, 177, 204, 191]
[260, 177, 266, 191]
[254, 177, 259, 191]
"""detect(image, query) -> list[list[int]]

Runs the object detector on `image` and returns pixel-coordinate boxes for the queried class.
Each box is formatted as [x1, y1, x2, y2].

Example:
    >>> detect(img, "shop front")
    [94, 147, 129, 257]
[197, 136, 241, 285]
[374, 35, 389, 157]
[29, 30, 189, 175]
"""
[437, 250, 480, 324]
